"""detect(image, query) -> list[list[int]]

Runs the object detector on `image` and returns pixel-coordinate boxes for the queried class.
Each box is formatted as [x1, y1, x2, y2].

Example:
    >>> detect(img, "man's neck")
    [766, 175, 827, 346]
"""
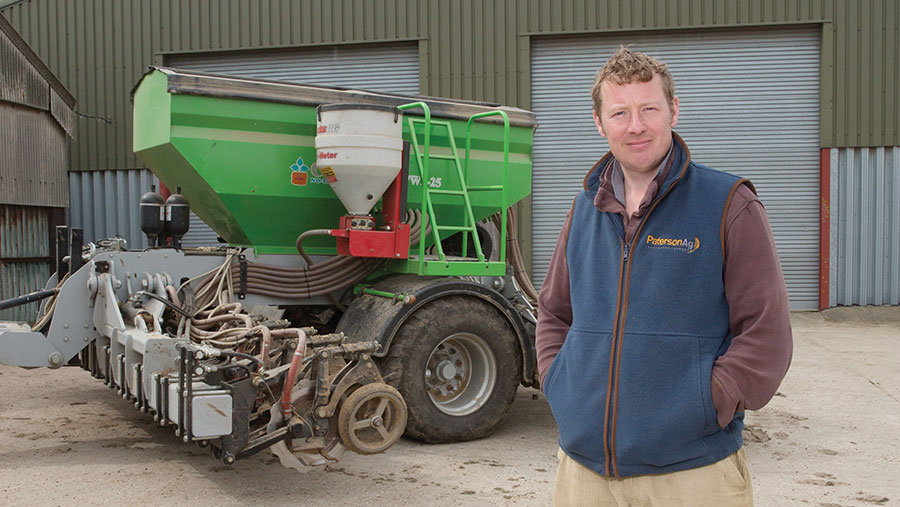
[610, 142, 674, 217]
[622, 169, 658, 217]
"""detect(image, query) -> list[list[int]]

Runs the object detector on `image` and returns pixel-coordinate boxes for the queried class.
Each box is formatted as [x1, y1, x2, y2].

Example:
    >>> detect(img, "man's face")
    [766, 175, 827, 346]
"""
[593, 75, 679, 176]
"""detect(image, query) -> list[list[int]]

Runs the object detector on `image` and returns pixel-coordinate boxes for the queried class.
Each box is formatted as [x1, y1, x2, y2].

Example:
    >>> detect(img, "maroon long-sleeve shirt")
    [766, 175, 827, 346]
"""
[536, 152, 793, 429]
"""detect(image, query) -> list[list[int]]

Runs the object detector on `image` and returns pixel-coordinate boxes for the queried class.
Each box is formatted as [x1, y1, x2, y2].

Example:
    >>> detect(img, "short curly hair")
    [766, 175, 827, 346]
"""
[592, 46, 675, 116]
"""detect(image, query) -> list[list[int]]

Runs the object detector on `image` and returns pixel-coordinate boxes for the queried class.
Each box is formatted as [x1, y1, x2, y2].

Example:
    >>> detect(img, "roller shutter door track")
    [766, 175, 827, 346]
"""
[166, 42, 421, 248]
[531, 28, 820, 309]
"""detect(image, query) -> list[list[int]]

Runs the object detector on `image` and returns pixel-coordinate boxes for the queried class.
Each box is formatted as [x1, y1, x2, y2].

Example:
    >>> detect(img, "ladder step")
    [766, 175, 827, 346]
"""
[428, 189, 465, 196]
[413, 153, 458, 161]
[435, 225, 475, 232]
[409, 118, 451, 126]
[467, 185, 504, 191]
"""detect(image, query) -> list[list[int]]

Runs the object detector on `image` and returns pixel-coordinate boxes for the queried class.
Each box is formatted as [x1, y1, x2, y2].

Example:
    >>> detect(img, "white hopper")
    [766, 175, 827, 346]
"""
[315, 104, 403, 216]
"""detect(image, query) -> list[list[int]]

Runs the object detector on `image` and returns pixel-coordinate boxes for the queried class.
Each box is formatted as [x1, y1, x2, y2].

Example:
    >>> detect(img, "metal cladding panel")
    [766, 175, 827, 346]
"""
[0, 103, 69, 207]
[831, 147, 900, 307]
[0, 204, 52, 323]
[0, 204, 50, 258]
[50, 87, 76, 138]
[166, 42, 421, 95]
[68, 169, 157, 250]
[182, 212, 221, 249]
[830, 0, 900, 148]
[0, 21, 49, 110]
[0, 260, 51, 323]
[164, 43, 420, 247]
[531, 28, 821, 310]
[67, 168, 218, 250]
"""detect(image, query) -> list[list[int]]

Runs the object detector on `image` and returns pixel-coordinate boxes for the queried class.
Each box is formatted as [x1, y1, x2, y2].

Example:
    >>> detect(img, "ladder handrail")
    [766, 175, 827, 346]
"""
[464, 110, 510, 266]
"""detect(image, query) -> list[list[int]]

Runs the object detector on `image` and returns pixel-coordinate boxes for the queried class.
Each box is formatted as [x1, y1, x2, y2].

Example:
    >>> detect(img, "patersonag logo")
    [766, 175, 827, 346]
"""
[645, 234, 700, 253]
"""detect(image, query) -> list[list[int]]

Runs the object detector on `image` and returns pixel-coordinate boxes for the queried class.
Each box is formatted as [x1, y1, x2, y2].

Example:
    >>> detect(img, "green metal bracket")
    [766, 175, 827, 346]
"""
[353, 285, 416, 304]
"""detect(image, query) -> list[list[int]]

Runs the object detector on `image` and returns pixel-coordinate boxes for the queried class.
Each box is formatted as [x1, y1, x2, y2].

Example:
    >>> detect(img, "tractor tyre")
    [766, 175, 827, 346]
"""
[380, 295, 521, 443]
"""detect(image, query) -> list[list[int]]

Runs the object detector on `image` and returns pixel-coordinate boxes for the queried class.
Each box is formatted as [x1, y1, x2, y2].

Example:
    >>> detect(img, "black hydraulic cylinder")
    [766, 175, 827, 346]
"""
[140, 185, 165, 245]
[0, 288, 58, 311]
[164, 186, 190, 249]
[69, 228, 84, 274]
[56, 226, 69, 278]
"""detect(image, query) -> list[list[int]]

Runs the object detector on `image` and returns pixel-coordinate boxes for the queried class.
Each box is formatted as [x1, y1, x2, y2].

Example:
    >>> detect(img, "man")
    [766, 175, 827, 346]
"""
[536, 46, 792, 506]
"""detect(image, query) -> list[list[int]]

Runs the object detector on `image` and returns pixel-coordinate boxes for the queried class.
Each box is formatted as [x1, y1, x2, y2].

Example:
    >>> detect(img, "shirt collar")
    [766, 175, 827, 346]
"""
[610, 143, 674, 206]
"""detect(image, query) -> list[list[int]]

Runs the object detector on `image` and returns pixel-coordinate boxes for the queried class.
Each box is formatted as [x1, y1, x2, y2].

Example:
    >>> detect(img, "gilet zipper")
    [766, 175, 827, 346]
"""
[603, 170, 688, 478]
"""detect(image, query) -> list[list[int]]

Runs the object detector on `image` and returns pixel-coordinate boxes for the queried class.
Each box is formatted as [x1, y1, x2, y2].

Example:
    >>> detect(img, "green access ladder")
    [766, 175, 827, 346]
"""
[393, 102, 510, 277]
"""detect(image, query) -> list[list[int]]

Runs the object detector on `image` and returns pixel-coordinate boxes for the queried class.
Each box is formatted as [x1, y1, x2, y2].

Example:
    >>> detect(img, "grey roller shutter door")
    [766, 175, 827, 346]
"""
[531, 28, 820, 310]
[166, 43, 420, 248]
[167, 42, 420, 95]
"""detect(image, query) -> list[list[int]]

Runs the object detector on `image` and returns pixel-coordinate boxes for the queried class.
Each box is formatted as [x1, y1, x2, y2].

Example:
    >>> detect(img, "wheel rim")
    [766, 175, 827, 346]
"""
[424, 333, 497, 416]
[338, 383, 407, 455]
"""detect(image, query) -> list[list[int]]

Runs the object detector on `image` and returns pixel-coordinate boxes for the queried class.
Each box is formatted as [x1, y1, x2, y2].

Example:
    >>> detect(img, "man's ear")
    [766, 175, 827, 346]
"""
[670, 96, 680, 128]
[593, 110, 607, 138]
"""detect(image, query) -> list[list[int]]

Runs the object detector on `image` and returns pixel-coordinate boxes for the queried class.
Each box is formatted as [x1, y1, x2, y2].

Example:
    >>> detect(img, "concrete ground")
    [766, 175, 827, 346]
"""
[0, 310, 898, 506]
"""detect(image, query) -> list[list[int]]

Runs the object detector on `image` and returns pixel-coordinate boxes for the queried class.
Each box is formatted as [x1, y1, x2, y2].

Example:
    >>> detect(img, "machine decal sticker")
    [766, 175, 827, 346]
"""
[319, 166, 338, 183]
[407, 175, 443, 188]
[290, 155, 310, 186]
[290, 156, 328, 186]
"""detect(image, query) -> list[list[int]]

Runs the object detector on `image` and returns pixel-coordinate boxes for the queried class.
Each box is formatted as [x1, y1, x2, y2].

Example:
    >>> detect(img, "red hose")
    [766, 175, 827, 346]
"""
[281, 329, 308, 420]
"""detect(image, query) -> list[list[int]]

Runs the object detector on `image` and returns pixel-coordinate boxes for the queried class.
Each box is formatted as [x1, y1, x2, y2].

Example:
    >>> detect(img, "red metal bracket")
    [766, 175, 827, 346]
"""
[330, 167, 410, 259]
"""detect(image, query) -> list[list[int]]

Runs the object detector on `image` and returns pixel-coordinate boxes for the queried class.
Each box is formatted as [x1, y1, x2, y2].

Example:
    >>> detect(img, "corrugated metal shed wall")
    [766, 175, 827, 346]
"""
[0, 17, 48, 109]
[531, 28, 821, 310]
[0, 103, 68, 207]
[831, 147, 900, 306]
[1, 14, 69, 208]
[0, 205, 52, 322]
[68, 169, 157, 250]
[1, 0, 896, 176]
[67, 169, 218, 251]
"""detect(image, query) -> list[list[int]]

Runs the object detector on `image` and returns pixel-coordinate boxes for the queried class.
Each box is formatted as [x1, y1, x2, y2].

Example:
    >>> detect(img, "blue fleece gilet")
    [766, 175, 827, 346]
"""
[543, 138, 746, 478]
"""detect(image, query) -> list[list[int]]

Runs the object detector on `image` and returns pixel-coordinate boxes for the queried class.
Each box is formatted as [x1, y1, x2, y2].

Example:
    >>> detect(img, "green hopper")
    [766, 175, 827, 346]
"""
[132, 67, 537, 277]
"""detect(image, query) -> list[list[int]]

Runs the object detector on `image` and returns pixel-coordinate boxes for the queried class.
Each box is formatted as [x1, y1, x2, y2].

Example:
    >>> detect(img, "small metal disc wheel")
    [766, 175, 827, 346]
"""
[425, 333, 497, 416]
[338, 383, 407, 455]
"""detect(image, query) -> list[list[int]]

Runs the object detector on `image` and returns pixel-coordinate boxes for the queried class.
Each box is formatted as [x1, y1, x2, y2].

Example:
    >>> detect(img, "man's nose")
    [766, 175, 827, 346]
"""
[628, 113, 646, 134]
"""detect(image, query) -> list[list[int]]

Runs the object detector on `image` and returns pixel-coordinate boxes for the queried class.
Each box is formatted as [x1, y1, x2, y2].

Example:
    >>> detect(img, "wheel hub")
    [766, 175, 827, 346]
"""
[424, 333, 497, 416]
[436, 360, 458, 382]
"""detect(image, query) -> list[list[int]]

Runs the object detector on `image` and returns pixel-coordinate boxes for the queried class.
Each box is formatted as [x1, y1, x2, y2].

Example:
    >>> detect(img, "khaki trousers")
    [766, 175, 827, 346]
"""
[553, 447, 754, 507]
